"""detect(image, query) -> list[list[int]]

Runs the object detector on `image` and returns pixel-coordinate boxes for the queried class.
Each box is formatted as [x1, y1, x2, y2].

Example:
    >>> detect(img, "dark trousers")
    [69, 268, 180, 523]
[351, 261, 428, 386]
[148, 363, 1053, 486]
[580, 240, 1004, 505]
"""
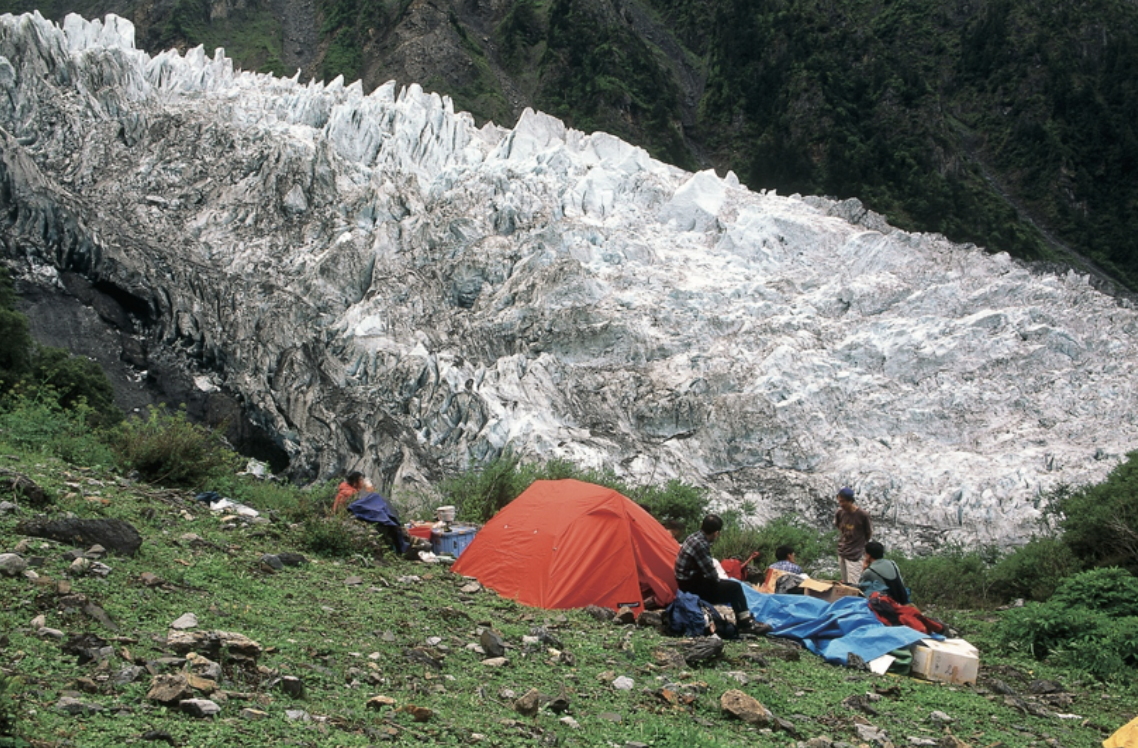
[678, 577, 751, 618]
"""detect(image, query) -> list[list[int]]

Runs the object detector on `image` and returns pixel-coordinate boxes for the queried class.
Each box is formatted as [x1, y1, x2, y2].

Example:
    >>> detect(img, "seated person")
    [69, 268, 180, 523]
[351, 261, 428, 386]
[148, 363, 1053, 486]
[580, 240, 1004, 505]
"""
[674, 514, 766, 634]
[662, 518, 685, 543]
[332, 471, 374, 514]
[767, 545, 803, 575]
[858, 541, 909, 604]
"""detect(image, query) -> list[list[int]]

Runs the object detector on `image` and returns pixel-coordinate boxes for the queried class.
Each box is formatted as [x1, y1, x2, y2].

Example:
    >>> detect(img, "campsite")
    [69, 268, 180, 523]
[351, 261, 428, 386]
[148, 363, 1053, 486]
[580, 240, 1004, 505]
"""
[2, 446, 1137, 748]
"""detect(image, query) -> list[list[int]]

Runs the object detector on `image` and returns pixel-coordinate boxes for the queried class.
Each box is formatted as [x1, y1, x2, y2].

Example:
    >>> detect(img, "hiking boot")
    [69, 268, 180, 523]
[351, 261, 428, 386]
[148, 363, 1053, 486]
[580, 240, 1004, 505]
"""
[739, 618, 772, 636]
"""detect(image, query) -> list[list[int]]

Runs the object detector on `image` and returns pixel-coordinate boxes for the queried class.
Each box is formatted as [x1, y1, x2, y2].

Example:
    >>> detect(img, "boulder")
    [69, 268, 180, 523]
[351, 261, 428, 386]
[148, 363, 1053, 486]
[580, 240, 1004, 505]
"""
[0, 553, 27, 577]
[18, 517, 143, 556]
[180, 698, 221, 718]
[720, 689, 772, 726]
[147, 674, 193, 706]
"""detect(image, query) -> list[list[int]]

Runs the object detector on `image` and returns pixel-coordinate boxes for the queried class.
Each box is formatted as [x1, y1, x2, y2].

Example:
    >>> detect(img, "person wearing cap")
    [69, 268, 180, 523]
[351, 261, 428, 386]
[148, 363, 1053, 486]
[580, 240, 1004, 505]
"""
[834, 486, 872, 585]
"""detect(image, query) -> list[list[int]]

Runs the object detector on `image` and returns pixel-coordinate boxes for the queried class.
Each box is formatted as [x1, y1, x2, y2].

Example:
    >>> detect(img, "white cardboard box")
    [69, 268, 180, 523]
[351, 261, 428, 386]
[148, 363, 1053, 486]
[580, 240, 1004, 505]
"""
[911, 638, 979, 685]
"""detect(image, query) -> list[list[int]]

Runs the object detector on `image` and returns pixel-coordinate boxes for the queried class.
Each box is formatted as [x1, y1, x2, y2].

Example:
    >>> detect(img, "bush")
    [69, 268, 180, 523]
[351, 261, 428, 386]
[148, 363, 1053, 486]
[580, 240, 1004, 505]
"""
[895, 546, 997, 609]
[1049, 567, 1138, 618]
[998, 602, 1108, 659]
[301, 516, 379, 558]
[212, 474, 337, 523]
[987, 536, 1082, 603]
[110, 405, 241, 488]
[1054, 616, 1138, 681]
[715, 515, 835, 572]
[0, 394, 116, 467]
[1055, 450, 1138, 573]
[626, 479, 709, 536]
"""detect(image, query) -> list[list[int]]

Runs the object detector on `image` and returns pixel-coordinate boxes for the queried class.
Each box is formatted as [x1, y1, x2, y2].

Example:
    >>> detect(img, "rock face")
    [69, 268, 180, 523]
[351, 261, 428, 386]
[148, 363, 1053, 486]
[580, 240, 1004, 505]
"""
[2, 13, 1138, 550]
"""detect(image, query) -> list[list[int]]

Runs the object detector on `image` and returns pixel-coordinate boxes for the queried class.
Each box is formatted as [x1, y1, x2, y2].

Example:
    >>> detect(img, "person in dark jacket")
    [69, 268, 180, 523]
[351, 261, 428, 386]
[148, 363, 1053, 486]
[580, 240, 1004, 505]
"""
[674, 514, 767, 634]
[858, 541, 909, 604]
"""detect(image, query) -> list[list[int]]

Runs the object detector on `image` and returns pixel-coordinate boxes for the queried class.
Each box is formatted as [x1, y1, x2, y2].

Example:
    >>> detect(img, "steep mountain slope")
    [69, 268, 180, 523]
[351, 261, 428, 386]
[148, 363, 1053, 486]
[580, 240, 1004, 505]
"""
[3, 13, 1137, 551]
[2, 0, 1136, 293]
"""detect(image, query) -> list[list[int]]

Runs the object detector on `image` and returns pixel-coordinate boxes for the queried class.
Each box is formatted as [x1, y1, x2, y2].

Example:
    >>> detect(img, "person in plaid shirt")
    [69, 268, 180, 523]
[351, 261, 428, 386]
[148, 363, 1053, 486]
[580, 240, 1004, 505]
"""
[767, 545, 803, 575]
[674, 514, 766, 634]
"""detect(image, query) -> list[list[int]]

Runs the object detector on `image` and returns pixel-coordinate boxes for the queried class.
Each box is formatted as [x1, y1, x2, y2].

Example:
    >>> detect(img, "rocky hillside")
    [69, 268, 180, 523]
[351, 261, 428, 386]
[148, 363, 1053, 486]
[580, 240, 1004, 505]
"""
[0, 453, 1134, 746]
[2, 0, 1136, 294]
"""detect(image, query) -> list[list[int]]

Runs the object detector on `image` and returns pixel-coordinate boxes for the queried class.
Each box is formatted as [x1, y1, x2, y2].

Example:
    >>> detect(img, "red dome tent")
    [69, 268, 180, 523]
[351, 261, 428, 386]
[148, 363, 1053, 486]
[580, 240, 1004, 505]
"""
[451, 479, 680, 613]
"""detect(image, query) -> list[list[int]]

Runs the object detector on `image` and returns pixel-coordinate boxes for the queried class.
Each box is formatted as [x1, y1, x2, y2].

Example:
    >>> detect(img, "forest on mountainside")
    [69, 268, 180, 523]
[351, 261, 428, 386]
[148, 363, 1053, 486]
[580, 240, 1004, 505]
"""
[3, 0, 1136, 292]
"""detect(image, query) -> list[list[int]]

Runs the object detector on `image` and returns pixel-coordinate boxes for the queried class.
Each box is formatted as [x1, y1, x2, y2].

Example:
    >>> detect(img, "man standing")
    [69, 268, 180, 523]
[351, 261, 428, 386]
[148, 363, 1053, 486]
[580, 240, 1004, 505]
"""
[834, 487, 872, 585]
[674, 515, 766, 634]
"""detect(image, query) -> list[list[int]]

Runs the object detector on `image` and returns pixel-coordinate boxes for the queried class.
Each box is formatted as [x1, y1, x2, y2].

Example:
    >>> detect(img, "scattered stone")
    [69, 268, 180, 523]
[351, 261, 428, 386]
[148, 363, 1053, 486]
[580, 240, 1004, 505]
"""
[344, 575, 364, 586]
[1028, 680, 1064, 695]
[842, 693, 878, 717]
[366, 695, 397, 710]
[85, 544, 106, 559]
[278, 675, 306, 699]
[114, 666, 145, 685]
[0, 553, 28, 577]
[74, 677, 101, 694]
[908, 739, 938, 747]
[186, 673, 218, 693]
[0, 472, 48, 507]
[802, 738, 833, 748]
[406, 705, 432, 722]
[597, 712, 623, 723]
[186, 652, 223, 680]
[514, 688, 541, 717]
[241, 708, 269, 720]
[89, 561, 112, 577]
[54, 696, 102, 716]
[636, 610, 665, 629]
[259, 554, 284, 572]
[560, 716, 580, 729]
[725, 671, 749, 685]
[166, 630, 263, 661]
[937, 732, 972, 748]
[480, 629, 507, 657]
[481, 657, 508, 667]
[460, 581, 482, 593]
[180, 698, 220, 718]
[583, 605, 614, 622]
[140, 729, 178, 745]
[856, 724, 888, 745]
[285, 709, 310, 721]
[681, 636, 724, 665]
[17, 517, 143, 556]
[147, 674, 193, 706]
[721, 689, 772, 726]
[140, 572, 163, 586]
[38, 627, 65, 640]
[0, 500, 18, 514]
[170, 613, 199, 630]
[612, 676, 635, 691]
[69, 557, 91, 576]
[614, 606, 636, 625]
[929, 710, 954, 723]
[30, 614, 46, 629]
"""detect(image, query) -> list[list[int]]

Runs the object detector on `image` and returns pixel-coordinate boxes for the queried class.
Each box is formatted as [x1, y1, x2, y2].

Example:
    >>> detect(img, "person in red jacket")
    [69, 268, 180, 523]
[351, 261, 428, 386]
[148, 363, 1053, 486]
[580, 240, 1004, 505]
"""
[332, 471, 373, 514]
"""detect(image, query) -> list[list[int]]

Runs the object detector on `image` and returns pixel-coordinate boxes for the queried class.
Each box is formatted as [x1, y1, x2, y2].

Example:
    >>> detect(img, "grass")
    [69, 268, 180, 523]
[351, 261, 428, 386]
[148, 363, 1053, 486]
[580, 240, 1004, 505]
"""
[1, 449, 1135, 747]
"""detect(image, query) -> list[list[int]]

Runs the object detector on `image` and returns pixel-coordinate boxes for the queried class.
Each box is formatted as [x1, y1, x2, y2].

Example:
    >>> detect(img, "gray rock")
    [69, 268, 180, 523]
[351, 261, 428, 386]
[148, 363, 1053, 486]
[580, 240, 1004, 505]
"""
[612, 676, 635, 691]
[114, 665, 145, 685]
[278, 675, 306, 699]
[0, 473, 47, 507]
[180, 698, 221, 718]
[38, 627, 65, 640]
[170, 613, 199, 630]
[0, 553, 27, 577]
[259, 554, 283, 572]
[480, 629, 507, 658]
[54, 696, 102, 716]
[0, 500, 18, 514]
[18, 517, 143, 557]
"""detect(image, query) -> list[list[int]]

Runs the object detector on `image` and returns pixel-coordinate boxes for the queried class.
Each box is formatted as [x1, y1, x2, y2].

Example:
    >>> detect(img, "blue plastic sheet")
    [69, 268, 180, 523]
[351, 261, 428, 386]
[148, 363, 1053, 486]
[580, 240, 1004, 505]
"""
[742, 585, 928, 665]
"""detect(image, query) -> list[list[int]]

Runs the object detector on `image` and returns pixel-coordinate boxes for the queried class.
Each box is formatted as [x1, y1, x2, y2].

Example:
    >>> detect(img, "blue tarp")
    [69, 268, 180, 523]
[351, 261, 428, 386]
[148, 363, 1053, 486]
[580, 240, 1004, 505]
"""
[348, 491, 401, 526]
[743, 585, 929, 665]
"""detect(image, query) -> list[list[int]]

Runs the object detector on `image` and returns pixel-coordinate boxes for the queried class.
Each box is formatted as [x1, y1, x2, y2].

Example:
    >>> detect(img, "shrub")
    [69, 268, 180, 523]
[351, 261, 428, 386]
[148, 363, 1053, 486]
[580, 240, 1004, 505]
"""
[301, 516, 379, 558]
[212, 474, 337, 523]
[110, 405, 241, 488]
[24, 346, 121, 427]
[896, 546, 996, 609]
[0, 394, 116, 467]
[1055, 450, 1138, 573]
[987, 536, 1082, 602]
[1049, 567, 1138, 618]
[997, 601, 1108, 659]
[627, 479, 709, 536]
[1054, 616, 1138, 681]
[715, 515, 835, 572]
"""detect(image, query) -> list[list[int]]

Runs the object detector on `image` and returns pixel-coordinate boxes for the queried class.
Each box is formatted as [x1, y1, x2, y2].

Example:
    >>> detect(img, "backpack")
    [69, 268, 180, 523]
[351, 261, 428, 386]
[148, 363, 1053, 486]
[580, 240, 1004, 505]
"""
[867, 592, 946, 635]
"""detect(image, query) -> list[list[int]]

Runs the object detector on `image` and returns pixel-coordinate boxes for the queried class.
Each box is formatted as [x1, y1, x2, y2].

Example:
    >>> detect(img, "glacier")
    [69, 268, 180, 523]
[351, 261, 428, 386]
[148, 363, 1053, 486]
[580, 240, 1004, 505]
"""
[2, 12, 1137, 551]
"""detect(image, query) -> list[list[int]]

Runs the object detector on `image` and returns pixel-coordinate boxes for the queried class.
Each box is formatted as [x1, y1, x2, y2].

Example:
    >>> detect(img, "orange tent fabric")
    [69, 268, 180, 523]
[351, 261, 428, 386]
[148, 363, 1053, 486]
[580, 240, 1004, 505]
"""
[451, 479, 680, 613]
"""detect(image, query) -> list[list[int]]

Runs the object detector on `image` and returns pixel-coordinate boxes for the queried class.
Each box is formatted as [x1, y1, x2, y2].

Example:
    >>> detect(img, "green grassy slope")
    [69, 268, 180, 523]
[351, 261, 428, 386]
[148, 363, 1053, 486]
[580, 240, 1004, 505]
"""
[1, 450, 1134, 747]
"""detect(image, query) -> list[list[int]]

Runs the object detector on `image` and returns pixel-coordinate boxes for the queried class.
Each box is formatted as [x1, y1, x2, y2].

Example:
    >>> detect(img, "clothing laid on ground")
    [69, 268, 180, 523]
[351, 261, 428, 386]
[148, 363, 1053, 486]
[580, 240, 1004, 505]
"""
[347, 491, 407, 553]
[858, 558, 909, 604]
[768, 559, 804, 574]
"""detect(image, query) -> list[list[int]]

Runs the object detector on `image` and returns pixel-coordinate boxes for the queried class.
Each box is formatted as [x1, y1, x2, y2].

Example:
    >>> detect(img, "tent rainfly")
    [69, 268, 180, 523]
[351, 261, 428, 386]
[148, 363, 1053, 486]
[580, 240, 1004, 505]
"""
[451, 479, 680, 613]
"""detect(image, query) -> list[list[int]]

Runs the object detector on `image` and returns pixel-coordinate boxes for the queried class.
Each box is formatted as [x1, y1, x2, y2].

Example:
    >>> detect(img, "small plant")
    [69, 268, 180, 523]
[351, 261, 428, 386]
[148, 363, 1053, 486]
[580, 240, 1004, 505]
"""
[110, 404, 241, 487]
[987, 536, 1082, 602]
[1049, 566, 1138, 618]
[0, 393, 116, 468]
[301, 516, 378, 558]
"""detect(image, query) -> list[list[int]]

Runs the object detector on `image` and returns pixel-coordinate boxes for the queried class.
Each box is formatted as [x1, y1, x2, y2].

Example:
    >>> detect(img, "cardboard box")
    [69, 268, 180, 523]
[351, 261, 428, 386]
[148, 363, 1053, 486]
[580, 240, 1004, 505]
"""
[911, 638, 979, 685]
[797, 577, 863, 602]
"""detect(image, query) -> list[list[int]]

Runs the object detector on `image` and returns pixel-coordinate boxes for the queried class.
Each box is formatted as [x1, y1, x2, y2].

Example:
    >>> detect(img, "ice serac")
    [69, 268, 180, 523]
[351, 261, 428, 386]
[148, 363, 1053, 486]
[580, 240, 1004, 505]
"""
[2, 12, 1137, 551]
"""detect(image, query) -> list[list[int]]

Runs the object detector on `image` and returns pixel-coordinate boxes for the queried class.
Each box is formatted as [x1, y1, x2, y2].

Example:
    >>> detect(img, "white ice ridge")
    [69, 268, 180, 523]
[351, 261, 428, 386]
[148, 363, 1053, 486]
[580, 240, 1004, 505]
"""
[2, 12, 1137, 552]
